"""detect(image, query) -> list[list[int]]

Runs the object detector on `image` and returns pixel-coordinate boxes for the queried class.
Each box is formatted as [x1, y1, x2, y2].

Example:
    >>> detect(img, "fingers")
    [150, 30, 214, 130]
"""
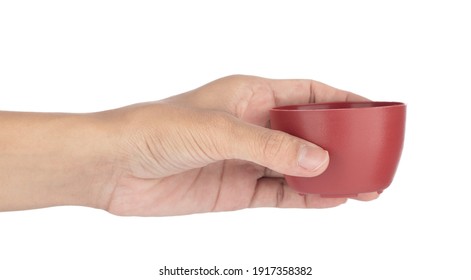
[164, 75, 369, 113]
[249, 178, 347, 209]
[221, 117, 330, 177]
[249, 178, 380, 209]
[266, 78, 370, 106]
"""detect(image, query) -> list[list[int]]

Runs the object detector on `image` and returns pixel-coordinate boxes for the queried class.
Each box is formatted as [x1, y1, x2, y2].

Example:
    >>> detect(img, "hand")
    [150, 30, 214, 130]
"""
[101, 75, 379, 216]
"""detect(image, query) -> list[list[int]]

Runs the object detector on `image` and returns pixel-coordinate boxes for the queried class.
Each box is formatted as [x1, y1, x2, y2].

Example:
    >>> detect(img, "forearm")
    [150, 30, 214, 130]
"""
[0, 111, 116, 211]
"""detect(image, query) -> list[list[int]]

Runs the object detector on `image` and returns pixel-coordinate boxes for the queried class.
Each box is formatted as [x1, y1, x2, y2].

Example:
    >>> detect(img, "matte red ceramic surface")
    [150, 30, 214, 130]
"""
[269, 102, 406, 197]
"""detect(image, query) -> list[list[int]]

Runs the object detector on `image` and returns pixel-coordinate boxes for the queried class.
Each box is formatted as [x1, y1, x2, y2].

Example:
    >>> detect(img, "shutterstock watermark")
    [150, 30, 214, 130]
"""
[158, 266, 313, 277]
[159, 266, 243, 276]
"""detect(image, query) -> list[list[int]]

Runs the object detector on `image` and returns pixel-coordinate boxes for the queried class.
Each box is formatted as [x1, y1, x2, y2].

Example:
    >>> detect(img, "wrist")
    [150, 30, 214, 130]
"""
[0, 111, 119, 211]
[64, 112, 122, 210]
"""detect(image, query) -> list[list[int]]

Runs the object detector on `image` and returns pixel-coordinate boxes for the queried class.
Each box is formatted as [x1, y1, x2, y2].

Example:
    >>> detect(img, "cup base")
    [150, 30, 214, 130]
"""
[298, 190, 384, 198]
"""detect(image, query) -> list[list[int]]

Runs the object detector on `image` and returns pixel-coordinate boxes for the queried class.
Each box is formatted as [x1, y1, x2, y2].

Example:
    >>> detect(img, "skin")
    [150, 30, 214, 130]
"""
[0, 75, 378, 216]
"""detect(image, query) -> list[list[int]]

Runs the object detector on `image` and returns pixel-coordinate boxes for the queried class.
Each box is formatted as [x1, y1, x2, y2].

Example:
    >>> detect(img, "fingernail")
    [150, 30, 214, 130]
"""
[297, 145, 329, 172]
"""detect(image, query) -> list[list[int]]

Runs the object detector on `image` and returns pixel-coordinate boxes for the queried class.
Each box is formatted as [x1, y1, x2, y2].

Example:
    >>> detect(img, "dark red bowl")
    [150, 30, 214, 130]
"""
[269, 102, 406, 197]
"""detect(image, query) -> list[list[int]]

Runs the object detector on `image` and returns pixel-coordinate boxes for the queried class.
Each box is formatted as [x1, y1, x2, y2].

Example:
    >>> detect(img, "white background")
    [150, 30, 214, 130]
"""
[1, 1, 470, 279]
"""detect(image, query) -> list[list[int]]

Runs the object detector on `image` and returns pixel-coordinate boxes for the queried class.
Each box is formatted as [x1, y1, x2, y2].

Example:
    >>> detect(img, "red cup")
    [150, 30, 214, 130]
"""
[269, 102, 406, 197]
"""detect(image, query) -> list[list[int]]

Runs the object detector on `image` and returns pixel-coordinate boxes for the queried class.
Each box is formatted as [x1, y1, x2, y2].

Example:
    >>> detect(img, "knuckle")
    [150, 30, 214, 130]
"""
[260, 131, 292, 162]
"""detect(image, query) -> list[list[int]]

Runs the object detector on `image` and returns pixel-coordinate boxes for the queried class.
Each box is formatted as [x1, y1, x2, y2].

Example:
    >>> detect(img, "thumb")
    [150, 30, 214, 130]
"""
[221, 118, 330, 177]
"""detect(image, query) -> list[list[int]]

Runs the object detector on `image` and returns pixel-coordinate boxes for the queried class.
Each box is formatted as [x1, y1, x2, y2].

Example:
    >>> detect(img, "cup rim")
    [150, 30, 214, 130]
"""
[270, 101, 405, 112]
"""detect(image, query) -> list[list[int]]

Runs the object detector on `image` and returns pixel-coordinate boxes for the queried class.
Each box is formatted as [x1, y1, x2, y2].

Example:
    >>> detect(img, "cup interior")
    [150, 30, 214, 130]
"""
[271, 101, 404, 111]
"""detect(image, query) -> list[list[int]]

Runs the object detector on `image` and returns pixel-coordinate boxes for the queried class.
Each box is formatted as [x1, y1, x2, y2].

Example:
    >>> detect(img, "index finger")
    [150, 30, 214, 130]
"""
[267, 79, 370, 107]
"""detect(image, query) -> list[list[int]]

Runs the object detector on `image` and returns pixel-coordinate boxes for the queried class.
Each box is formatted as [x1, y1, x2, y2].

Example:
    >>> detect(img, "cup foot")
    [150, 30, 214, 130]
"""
[320, 193, 359, 198]
[298, 190, 383, 198]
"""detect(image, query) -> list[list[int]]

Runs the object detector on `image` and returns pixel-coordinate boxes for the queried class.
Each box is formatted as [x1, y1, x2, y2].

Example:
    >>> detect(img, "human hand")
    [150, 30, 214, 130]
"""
[101, 75, 379, 216]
